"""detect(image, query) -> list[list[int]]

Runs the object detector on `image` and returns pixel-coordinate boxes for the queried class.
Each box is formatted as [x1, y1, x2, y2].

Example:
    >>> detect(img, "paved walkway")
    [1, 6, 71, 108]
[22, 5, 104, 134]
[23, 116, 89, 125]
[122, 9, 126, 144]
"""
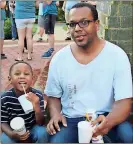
[1, 23, 72, 92]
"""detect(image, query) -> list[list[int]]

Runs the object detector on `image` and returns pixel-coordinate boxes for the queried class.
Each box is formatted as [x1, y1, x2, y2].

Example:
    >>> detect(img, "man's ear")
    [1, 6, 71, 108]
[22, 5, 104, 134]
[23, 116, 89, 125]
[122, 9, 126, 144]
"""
[95, 20, 100, 31]
[8, 76, 11, 82]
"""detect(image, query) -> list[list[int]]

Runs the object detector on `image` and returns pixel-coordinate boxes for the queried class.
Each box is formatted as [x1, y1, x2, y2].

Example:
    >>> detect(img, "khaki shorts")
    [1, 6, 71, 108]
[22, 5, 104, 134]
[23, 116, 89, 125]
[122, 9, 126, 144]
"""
[15, 18, 35, 29]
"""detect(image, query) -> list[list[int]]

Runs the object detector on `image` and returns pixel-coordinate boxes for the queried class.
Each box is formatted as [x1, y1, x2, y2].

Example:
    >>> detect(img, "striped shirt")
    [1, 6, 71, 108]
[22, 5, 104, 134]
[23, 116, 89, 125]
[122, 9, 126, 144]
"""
[1, 88, 45, 130]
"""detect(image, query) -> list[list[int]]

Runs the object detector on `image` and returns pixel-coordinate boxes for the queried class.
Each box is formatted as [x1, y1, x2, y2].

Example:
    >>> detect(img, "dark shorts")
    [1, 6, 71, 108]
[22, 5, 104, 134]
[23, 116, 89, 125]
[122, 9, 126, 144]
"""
[44, 14, 57, 34]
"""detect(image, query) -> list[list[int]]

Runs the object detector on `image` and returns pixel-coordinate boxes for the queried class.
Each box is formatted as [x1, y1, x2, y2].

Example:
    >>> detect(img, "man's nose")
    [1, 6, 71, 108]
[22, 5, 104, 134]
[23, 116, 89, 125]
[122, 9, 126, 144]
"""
[74, 23, 82, 31]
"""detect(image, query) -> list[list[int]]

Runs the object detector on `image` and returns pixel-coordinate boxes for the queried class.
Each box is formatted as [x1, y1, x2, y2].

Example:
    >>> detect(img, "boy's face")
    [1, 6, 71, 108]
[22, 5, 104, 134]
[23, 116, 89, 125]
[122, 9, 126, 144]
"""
[9, 63, 33, 92]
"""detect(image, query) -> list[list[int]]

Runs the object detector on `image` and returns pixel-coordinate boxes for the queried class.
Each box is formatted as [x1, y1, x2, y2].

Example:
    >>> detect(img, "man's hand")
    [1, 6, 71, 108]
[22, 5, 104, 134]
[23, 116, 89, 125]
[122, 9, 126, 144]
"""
[47, 114, 67, 135]
[92, 115, 113, 137]
[12, 130, 30, 141]
[26, 92, 39, 110]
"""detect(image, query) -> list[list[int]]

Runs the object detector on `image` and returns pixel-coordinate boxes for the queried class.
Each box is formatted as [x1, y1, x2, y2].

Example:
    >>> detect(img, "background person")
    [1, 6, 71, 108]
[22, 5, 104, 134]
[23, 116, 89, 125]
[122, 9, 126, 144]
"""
[0, 0, 7, 59]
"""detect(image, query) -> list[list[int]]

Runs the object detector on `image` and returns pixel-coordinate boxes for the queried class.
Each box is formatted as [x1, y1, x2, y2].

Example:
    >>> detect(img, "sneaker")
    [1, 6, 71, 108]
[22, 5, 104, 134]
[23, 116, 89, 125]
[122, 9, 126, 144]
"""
[37, 37, 43, 42]
[65, 37, 71, 41]
[1, 54, 7, 59]
[41, 48, 54, 58]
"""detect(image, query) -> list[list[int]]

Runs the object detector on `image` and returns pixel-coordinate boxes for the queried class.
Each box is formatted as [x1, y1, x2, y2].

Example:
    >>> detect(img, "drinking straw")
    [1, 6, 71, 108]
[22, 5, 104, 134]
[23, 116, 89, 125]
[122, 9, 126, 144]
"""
[21, 84, 27, 95]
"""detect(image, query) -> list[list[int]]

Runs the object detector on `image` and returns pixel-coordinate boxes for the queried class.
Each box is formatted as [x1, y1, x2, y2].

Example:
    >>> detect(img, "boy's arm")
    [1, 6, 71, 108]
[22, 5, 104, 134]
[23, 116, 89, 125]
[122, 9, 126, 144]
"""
[26, 92, 45, 125]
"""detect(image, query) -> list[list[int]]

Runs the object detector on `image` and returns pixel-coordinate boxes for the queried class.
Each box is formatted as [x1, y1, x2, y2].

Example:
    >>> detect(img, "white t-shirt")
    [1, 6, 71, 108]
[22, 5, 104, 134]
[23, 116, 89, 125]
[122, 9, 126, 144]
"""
[44, 41, 133, 118]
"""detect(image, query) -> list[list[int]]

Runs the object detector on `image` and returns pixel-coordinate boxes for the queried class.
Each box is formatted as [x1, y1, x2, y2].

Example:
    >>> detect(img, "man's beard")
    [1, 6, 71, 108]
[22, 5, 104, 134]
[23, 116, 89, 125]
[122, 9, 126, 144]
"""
[72, 35, 92, 49]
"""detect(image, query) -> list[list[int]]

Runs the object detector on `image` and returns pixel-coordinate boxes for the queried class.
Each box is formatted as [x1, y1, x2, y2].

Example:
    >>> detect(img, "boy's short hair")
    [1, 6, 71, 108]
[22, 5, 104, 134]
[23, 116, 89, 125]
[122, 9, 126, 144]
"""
[9, 61, 33, 76]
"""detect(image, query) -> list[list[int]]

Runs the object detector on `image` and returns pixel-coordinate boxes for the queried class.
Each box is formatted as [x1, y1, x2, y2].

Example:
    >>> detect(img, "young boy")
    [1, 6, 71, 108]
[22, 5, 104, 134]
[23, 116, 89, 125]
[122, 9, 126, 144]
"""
[1, 61, 49, 143]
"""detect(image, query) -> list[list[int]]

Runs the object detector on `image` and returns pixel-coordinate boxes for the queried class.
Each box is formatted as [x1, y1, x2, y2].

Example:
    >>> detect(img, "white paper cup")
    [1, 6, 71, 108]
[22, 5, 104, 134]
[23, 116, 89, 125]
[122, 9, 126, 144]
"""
[18, 94, 33, 113]
[10, 117, 26, 135]
[78, 121, 93, 143]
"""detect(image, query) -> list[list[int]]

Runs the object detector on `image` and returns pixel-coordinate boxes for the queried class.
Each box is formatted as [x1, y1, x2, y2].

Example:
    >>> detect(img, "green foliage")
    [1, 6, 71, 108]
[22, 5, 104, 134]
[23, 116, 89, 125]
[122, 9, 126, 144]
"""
[57, 7, 65, 22]
[32, 24, 38, 35]
[4, 18, 12, 40]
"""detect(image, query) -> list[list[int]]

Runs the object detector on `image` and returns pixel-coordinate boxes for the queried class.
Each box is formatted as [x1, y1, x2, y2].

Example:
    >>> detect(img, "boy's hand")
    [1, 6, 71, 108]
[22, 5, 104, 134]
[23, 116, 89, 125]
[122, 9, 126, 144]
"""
[26, 92, 39, 108]
[12, 130, 30, 141]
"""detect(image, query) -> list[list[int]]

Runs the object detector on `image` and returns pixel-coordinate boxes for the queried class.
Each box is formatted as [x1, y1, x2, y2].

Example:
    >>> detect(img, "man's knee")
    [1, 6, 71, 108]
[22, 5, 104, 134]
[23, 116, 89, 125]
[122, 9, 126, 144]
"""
[117, 121, 133, 142]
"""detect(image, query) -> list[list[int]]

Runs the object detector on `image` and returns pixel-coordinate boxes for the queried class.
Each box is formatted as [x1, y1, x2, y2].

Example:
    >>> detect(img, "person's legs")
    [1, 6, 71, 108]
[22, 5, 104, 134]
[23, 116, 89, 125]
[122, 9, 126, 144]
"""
[0, 20, 7, 59]
[17, 28, 26, 60]
[26, 27, 33, 60]
[30, 125, 49, 143]
[1, 132, 17, 143]
[49, 117, 85, 143]
[37, 15, 45, 42]
[41, 14, 56, 58]
[10, 12, 17, 40]
[26, 18, 35, 59]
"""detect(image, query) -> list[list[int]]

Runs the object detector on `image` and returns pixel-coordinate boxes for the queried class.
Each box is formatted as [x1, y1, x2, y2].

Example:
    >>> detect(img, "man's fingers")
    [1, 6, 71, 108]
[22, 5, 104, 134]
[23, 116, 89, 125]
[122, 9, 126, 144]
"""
[92, 115, 106, 126]
[61, 116, 67, 127]
[54, 120, 60, 132]
[47, 121, 56, 135]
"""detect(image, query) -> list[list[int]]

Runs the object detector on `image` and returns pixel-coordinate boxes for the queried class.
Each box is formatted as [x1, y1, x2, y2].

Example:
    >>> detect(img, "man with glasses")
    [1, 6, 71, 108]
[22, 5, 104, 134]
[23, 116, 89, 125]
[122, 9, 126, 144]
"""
[45, 3, 133, 143]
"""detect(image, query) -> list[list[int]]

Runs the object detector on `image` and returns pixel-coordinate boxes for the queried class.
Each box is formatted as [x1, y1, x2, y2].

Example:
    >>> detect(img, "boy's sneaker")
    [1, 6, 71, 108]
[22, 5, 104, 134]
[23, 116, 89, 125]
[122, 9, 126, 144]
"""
[41, 48, 54, 58]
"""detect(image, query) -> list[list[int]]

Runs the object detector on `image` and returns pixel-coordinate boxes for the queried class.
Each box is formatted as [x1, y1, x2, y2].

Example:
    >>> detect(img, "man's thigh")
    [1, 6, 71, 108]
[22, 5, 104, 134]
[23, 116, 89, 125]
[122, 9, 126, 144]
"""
[116, 121, 133, 143]
[105, 121, 133, 143]
[49, 125, 78, 143]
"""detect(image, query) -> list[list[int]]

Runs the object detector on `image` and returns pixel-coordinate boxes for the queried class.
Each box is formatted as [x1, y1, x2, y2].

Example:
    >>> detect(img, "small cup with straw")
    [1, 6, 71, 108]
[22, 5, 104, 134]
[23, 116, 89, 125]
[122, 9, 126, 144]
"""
[18, 84, 33, 113]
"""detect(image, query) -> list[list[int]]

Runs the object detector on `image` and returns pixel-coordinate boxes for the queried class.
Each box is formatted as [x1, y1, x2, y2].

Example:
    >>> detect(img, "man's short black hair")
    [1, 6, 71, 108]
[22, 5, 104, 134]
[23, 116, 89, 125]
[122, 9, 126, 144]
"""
[9, 61, 33, 76]
[70, 2, 98, 21]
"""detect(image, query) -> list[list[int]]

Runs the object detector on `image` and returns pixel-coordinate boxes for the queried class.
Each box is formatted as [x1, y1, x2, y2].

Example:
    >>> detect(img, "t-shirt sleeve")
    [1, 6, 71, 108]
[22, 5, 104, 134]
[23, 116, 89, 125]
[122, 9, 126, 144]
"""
[44, 55, 63, 98]
[1, 97, 9, 123]
[113, 51, 133, 101]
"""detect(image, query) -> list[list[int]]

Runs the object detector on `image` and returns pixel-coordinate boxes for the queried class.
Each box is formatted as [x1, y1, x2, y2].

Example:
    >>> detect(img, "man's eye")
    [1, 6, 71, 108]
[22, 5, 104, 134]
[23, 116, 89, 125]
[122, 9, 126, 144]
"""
[70, 23, 76, 27]
[81, 20, 88, 25]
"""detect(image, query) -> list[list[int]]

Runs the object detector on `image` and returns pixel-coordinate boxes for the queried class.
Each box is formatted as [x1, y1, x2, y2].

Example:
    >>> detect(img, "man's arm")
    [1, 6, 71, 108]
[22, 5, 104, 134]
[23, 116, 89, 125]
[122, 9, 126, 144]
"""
[106, 98, 132, 126]
[48, 97, 62, 117]
[47, 97, 67, 135]
[0, 1, 6, 9]
[93, 98, 132, 136]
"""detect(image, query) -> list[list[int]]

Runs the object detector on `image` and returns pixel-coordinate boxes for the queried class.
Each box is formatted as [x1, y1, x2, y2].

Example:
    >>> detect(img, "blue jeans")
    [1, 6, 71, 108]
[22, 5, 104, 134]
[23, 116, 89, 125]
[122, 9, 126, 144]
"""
[10, 12, 18, 39]
[49, 117, 133, 143]
[1, 125, 49, 143]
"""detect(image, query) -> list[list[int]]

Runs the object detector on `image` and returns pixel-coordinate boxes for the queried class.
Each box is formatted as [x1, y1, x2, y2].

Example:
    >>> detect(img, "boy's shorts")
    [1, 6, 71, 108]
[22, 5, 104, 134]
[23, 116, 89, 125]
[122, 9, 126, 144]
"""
[44, 14, 56, 34]
[15, 18, 35, 29]
[0, 20, 4, 39]
[38, 15, 45, 29]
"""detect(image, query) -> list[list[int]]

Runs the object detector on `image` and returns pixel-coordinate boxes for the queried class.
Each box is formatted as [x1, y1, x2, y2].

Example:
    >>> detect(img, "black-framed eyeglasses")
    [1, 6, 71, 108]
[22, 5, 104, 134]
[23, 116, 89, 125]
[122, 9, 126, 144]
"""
[66, 20, 95, 28]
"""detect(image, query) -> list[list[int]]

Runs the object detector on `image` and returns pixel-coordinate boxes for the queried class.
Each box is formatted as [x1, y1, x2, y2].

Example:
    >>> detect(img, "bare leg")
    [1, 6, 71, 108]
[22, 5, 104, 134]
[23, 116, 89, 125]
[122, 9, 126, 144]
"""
[17, 28, 26, 60]
[48, 34, 54, 48]
[0, 39, 4, 54]
[26, 27, 33, 59]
